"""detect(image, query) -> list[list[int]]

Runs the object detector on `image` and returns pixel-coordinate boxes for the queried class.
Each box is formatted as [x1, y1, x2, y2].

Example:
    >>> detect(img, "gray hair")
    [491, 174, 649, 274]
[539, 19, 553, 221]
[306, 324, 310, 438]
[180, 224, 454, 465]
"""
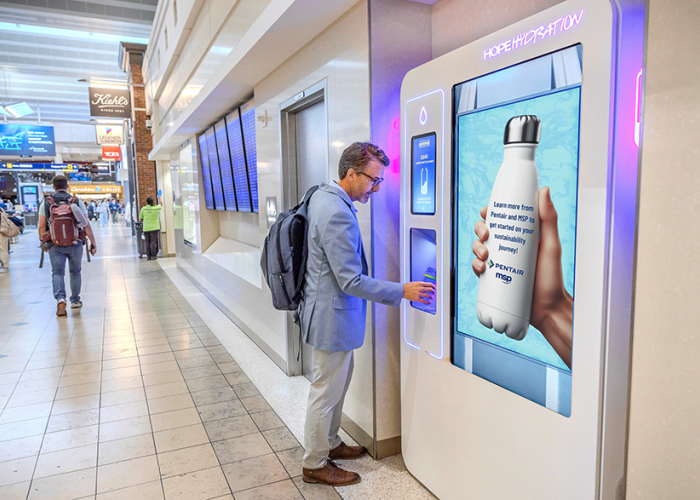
[338, 142, 390, 180]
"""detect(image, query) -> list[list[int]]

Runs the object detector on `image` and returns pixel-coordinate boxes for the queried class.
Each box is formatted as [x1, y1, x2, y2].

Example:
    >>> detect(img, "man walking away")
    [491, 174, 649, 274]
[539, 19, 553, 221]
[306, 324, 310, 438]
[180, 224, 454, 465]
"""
[300, 142, 435, 486]
[38, 176, 98, 316]
[139, 196, 162, 261]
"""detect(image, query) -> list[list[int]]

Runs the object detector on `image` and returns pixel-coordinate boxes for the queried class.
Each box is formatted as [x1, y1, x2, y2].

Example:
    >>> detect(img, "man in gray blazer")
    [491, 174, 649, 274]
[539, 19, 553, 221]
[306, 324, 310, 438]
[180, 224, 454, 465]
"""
[300, 142, 435, 487]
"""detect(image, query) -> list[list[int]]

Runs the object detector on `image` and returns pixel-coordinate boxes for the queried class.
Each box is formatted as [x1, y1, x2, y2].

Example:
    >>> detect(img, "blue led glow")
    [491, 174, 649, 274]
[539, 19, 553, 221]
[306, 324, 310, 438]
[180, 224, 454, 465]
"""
[403, 88, 446, 359]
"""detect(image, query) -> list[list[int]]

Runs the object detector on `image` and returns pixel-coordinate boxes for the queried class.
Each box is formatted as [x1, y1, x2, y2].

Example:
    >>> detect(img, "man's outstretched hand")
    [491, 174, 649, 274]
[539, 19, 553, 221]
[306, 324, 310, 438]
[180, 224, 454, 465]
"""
[471, 187, 573, 368]
[403, 281, 436, 305]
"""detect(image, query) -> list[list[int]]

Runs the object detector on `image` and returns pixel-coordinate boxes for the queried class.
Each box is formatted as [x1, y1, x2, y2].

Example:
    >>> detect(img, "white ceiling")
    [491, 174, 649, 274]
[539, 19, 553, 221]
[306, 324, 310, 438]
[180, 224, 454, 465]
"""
[0, 1, 152, 124]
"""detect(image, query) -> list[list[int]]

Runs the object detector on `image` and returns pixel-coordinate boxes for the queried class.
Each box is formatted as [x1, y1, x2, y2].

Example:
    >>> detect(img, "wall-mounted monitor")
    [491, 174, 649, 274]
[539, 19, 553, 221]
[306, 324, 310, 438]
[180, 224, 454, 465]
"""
[214, 119, 238, 211]
[197, 133, 215, 210]
[205, 126, 225, 211]
[0, 124, 55, 156]
[240, 100, 259, 213]
[225, 109, 252, 212]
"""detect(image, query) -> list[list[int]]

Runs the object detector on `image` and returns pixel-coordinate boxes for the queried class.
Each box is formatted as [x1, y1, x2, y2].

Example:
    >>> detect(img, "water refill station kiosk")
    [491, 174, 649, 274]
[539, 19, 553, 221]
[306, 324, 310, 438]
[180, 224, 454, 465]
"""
[400, 1, 645, 499]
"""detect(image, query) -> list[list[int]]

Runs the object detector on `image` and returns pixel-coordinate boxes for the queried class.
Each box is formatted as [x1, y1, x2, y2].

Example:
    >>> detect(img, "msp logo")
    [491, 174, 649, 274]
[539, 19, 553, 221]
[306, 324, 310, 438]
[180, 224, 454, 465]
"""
[495, 272, 512, 285]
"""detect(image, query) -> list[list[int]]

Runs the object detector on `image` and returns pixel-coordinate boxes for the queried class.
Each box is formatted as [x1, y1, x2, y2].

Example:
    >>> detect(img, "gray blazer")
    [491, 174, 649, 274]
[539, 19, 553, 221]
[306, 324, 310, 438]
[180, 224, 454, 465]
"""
[299, 183, 404, 352]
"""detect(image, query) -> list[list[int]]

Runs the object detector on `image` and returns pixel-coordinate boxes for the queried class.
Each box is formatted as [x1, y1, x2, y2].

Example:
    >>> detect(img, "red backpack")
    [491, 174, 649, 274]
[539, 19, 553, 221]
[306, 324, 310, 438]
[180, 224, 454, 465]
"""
[44, 196, 82, 247]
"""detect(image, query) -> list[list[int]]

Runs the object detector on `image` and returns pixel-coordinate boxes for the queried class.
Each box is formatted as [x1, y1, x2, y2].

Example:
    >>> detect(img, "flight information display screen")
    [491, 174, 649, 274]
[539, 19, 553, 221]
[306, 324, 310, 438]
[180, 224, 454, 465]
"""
[226, 109, 251, 212]
[214, 119, 238, 211]
[197, 133, 215, 210]
[240, 101, 259, 213]
[205, 127, 225, 211]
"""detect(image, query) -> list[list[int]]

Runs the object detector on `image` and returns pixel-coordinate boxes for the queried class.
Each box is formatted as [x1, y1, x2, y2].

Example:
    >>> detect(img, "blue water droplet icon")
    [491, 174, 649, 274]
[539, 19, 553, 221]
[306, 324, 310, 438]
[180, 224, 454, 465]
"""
[419, 106, 428, 125]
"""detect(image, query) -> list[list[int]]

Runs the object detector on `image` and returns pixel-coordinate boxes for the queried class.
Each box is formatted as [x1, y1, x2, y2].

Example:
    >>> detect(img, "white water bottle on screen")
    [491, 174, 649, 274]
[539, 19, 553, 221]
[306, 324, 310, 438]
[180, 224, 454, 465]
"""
[476, 115, 541, 341]
[421, 166, 428, 194]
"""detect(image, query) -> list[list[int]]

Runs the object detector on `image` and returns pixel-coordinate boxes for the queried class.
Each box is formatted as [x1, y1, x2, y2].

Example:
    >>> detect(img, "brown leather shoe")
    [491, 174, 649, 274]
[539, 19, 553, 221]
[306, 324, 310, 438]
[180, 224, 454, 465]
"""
[303, 461, 361, 486]
[329, 442, 367, 460]
[56, 301, 67, 317]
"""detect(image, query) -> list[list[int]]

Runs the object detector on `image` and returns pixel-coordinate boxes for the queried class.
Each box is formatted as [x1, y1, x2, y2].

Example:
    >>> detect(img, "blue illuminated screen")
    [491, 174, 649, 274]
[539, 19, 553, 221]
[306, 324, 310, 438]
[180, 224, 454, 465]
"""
[241, 104, 259, 212]
[206, 128, 225, 211]
[0, 124, 55, 156]
[452, 45, 583, 417]
[214, 119, 237, 211]
[226, 111, 252, 212]
[197, 134, 215, 210]
[411, 133, 436, 215]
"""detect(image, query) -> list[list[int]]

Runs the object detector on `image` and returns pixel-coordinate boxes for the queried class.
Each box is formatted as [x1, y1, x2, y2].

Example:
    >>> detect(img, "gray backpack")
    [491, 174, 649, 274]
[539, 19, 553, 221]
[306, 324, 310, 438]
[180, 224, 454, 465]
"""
[260, 186, 319, 310]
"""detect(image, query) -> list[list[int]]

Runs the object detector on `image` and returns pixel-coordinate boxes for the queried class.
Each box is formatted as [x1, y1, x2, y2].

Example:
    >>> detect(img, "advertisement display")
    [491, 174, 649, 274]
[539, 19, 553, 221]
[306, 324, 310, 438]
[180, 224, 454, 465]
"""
[95, 125, 124, 145]
[89, 86, 131, 118]
[411, 132, 436, 215]
[101, 145, 121, 161]
[0, 124, 55, 156]
[453, 45, 582, 416]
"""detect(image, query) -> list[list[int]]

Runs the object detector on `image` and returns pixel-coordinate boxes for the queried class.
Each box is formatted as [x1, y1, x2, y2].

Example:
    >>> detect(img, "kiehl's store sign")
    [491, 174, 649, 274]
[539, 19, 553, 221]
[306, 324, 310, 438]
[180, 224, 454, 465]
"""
[89, 86, 131, 118]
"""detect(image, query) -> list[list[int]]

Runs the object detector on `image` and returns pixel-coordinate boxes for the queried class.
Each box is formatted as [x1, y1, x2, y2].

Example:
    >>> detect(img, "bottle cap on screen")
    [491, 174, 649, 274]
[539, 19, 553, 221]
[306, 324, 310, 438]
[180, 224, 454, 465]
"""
[503, 115, 542, 145]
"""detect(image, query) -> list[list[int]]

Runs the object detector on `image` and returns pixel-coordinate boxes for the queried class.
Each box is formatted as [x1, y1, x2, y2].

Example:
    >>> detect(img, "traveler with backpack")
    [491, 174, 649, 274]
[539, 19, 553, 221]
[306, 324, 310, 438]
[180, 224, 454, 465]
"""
[38, 176, 98, 316]
[262, 142, 434, 487]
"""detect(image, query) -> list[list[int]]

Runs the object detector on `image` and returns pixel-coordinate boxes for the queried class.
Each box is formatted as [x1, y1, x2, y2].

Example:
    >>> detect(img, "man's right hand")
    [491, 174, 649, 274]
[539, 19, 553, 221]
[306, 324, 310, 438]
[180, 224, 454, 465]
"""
[403, 281, 436, 304]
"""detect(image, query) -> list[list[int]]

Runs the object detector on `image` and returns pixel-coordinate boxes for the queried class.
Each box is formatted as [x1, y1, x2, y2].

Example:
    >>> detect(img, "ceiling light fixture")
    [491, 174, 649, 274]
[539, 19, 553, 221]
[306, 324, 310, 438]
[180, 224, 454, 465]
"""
[4, 102, 34, 117]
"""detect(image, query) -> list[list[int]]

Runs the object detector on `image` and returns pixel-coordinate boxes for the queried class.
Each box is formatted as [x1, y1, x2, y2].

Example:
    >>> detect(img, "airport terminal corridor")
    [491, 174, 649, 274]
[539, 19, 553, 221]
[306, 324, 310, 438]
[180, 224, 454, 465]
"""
[0, 224, 432, 500]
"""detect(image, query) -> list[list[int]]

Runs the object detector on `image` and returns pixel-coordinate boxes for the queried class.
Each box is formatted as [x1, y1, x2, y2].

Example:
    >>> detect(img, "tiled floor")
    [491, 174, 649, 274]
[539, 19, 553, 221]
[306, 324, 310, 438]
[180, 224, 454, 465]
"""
[1, 223, 435, 500]
[0, 225, 338, 500]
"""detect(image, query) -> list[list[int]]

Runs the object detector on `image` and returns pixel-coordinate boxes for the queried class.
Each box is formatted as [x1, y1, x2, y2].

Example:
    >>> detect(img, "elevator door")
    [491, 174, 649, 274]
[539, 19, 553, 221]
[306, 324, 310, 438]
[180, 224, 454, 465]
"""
[295, 101, 327, 199]
[296, 100, 327, 379]
[281, 88, 328, 380]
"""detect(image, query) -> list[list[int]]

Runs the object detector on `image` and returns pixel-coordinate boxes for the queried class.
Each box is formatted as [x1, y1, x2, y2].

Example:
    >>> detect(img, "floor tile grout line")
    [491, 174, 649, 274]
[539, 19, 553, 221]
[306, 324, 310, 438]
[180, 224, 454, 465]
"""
[22, 319, 86, 500]
[165, 290, 301, 498]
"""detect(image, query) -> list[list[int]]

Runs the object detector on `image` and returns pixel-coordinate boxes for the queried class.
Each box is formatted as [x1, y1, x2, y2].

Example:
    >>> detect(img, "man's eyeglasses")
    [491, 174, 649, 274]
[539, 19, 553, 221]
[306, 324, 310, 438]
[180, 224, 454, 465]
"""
[358, 171, 384, 187]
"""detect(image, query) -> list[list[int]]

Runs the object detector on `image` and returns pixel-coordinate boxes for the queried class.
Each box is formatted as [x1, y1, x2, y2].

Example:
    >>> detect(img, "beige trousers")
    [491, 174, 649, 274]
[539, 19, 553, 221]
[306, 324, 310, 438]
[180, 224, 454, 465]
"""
[0, 234, 8, 268]
[302, 347, 354, 470]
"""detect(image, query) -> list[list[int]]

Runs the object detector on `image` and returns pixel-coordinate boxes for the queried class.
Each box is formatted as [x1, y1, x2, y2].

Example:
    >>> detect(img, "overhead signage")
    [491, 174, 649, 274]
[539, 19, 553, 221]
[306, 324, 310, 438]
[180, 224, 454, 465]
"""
[0, 162, 82, 172]
[483, 9, 584, 60]
[0, 124, 55, 156]
[69, 184, 123, 195]
[89, 86, 131, 118]
[95, 125, 124, 145]
[101, 145, 122, 161]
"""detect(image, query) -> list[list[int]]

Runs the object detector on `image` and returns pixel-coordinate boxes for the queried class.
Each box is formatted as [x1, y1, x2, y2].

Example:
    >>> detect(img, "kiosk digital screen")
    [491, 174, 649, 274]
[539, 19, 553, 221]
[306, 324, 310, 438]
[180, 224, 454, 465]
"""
[452, 45, 582, 417]
[240, 102, 259, 212]
[411, 132, 436, 215]
[205, 127, 225, 211]
[214, 119, 238, 211]
[197, 134, 215, 210]
[226, 110, 252, 212]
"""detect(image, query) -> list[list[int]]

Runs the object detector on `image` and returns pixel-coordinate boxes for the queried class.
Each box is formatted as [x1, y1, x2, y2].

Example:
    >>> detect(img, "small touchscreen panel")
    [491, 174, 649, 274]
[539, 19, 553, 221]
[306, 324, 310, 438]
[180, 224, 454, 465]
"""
[411, 132, 436, 215]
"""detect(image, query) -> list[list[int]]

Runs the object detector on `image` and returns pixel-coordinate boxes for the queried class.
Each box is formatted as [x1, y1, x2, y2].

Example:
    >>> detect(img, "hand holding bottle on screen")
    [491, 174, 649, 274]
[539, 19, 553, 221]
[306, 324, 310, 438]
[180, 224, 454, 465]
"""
[472, 187, 573, 368]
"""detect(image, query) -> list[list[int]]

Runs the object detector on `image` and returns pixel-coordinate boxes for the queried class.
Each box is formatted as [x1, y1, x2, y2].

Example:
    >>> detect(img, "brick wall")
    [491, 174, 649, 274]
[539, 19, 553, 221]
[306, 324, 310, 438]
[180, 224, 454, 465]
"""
[126, 57, 156, 212]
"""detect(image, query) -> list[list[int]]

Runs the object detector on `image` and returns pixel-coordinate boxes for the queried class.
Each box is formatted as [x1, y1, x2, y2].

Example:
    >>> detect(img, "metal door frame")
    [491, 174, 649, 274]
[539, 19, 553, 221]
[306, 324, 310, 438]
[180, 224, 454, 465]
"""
[279, 79, 328, 376]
